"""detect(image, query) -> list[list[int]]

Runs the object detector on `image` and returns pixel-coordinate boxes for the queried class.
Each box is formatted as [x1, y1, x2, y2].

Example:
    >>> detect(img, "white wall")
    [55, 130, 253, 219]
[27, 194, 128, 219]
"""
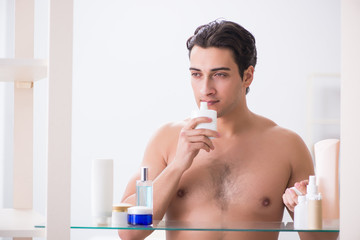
[340, 0, 360, 239]
[0, 0, 340, 239]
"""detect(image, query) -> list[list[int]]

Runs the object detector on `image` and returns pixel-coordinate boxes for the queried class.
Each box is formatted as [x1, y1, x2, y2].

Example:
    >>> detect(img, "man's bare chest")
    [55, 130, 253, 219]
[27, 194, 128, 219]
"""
[168, 143, 290, 218]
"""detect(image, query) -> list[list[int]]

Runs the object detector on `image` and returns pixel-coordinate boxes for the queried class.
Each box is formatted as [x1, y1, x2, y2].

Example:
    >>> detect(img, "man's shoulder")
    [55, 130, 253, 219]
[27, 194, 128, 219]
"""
[149, 120, 187, 144]
[266, 124, 300, 139]
[254, 115, 313, 180]
[144, 120, 186, 162]
[257, 116, 312, 167]
[256, 115, 305, 146]
[157, 120, 187, 135]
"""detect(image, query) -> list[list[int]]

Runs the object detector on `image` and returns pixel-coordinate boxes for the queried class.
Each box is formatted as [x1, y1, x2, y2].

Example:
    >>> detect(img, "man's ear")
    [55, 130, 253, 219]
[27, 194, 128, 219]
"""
[243, 66, 254, 88]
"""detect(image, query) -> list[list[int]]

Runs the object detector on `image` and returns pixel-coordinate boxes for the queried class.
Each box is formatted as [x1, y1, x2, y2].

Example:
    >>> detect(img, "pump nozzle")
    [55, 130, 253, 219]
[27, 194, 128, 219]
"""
[309, 175, 316, 186]
[141, 167, 148, 181]
[307, 175, 318, 196]
[200, 101, 208, 110]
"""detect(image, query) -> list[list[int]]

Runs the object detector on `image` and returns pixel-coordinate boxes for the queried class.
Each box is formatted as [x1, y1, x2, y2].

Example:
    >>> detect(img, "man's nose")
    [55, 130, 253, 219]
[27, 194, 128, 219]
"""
[200, 77, 215, 96]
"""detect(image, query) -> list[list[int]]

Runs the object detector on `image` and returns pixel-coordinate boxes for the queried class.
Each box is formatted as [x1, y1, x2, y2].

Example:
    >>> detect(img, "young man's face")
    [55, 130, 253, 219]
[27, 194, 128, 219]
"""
[189, 46, 252, 118]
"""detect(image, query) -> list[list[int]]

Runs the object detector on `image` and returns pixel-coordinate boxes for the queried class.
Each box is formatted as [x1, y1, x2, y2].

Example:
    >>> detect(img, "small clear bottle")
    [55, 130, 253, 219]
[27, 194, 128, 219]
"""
[136, 167, 153, 211]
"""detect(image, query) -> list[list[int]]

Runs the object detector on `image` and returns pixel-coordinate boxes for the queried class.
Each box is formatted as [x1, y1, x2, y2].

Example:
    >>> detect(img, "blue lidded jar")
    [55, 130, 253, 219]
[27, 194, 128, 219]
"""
[127, 206, 153, 225]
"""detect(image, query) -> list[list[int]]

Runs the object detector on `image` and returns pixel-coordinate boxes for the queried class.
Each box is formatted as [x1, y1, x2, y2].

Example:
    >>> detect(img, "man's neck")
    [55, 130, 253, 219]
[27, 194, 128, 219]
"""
[217, 104, 254, 138]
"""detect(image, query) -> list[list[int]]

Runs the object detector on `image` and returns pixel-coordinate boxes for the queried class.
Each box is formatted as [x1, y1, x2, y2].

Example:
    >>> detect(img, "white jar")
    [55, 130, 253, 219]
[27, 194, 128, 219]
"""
[112, 203, 132, 227]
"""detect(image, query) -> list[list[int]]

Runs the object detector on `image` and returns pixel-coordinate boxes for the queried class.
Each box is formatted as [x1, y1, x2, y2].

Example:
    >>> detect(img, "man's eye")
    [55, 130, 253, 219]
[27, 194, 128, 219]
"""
[191, 72, 201, 77]
[214, 73, 227, 77]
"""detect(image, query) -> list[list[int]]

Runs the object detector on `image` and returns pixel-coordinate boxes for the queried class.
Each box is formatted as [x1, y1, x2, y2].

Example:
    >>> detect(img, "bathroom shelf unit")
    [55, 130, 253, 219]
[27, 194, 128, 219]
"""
[0, 59, 48, 238]
[35, 219, 340, 233]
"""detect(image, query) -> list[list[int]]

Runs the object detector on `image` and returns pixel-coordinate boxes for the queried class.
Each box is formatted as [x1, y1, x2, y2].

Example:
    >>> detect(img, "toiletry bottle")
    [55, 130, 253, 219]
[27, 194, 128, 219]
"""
[136, 167, 153, 211]
[306, 175, 323, 229]
[192, 102, 217, 132]
[294, 195, 307, 229]
[91, 159, 113, 225]
[291, 186, 303, 196]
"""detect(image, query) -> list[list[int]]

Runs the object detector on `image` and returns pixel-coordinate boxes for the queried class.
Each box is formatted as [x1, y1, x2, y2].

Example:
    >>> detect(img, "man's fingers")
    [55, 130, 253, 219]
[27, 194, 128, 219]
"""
[186, 117, 213, 129]
[300, 180, 309, 187]
[283, 179, 311, 212]
[289, 189, 299, 203]
[283, 188, 299, 212]
[294, 180, 309, 195]
[282, 193, 294, 212]
[181, 119, 219, 140]
[192, 142, 211, 152]
[186, 128, 219, 139]
[188, 135, 215, 150]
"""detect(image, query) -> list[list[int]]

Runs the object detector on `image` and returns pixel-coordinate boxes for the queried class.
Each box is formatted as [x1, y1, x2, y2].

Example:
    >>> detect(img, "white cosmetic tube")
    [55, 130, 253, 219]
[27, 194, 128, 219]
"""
[91, 159, 113, 225]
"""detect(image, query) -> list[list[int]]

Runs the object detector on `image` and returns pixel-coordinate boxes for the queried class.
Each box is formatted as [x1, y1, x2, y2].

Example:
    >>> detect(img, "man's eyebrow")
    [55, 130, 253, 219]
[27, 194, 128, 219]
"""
[210, 67, 231, 71]
[189, 67, 231, 71]
[189, 67, 201, 71]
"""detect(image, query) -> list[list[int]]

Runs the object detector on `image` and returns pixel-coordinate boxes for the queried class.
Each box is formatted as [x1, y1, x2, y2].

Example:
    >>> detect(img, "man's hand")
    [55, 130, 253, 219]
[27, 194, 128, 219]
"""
[173, 117, 219, 172]
[283, 180, 308, 212]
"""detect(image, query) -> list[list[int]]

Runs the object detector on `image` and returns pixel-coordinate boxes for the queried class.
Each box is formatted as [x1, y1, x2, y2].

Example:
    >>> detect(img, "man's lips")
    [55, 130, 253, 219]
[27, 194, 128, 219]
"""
[201, 100, 219, 106]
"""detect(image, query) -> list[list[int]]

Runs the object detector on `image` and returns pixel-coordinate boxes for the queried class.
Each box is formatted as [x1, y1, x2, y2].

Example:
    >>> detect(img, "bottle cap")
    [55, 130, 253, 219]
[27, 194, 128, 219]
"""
[128, 206, 153, 215]
[112, 203, 132, 212]
[141, 167, 148, 181]
[200, 101, 208, 110]
[307, 175, 318, 195]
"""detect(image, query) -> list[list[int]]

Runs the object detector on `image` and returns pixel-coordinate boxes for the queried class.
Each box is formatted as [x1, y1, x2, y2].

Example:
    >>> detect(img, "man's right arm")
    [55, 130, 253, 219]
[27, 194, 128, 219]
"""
[118, 117, 218, 240]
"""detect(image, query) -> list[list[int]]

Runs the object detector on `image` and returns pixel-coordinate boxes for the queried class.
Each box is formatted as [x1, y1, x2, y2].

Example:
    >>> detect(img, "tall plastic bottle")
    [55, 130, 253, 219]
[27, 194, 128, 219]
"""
[294, 195, 307, 229]
[192, 101, 217, 132]
[91, 159, 113, 225]
[306, 175, 323, 229]
[136, 167, 153, 211]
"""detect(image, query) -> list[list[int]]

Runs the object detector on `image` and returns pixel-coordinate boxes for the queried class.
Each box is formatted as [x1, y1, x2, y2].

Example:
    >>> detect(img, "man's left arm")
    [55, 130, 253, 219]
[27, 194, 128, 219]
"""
[282, 133, 338, 240]
[283, 133, 314, 214]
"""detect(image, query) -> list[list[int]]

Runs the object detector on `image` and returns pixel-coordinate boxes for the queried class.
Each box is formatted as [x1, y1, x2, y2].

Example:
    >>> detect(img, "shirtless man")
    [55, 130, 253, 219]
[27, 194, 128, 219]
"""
[118, 20, 336, 240]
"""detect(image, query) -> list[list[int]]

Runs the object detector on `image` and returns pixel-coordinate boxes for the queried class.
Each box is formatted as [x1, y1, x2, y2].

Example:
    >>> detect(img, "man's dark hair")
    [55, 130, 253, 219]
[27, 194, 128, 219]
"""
[186, 20, 257, 94]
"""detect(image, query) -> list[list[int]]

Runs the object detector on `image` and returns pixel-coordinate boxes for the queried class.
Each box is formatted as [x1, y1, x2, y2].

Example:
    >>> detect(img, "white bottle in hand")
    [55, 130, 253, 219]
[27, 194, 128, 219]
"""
[192, 102, 217, 132]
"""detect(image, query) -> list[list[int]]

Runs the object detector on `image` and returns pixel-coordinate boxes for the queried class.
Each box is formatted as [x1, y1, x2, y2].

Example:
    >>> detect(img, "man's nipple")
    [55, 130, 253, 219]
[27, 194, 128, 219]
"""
[177, 189, 186, 198]
[262, 197, 271, 207]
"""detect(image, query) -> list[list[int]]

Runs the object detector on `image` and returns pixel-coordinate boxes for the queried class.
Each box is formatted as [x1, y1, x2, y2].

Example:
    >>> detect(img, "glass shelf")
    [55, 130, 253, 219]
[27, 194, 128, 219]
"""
[35, 219, 339, 232]
[0, 209, 45, 238]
